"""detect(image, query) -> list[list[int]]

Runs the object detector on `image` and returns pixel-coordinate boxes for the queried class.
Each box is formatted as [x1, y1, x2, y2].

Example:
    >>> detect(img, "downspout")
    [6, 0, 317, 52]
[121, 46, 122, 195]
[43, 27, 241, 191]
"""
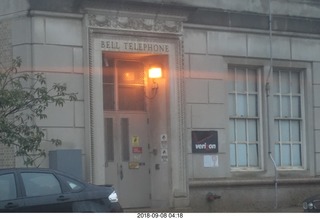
[266, 0, 278, 209]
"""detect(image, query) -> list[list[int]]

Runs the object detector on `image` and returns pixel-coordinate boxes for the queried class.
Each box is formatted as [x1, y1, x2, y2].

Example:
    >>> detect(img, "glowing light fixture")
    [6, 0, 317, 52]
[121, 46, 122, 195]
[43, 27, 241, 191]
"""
[148, 67, 162, 79]
[146, 66, 162, 99]
[124, 72, 135, 81]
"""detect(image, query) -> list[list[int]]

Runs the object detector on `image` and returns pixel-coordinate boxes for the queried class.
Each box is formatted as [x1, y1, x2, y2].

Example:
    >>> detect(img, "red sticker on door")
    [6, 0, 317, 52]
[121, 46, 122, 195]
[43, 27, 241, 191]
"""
[132, 147, 142, 153]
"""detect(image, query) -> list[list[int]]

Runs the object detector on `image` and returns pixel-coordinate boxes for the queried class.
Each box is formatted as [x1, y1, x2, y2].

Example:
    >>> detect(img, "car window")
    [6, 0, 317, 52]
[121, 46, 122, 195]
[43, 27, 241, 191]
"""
[58, 175, 84, 192]
[0, 173, 17, 201]
[21, 173, 62, 197]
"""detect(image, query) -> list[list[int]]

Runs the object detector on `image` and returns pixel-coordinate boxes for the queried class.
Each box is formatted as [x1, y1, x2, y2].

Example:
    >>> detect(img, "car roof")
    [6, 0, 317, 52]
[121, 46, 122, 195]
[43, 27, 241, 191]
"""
[0, 167, 88, 182]
[0, 167, 55, 171]
[0, 167, 72, 176]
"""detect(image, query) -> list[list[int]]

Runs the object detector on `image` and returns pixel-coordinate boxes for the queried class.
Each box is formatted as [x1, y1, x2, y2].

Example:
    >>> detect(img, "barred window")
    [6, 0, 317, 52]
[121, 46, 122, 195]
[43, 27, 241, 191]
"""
[273, 69, 303, 168]
[102, 55, 146, 111]
[228, 66, 261, 168]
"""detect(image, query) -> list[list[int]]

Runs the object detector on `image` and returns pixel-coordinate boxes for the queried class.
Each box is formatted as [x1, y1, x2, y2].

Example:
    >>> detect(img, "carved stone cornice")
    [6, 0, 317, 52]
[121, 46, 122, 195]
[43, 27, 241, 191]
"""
[88, 14, 183, 34]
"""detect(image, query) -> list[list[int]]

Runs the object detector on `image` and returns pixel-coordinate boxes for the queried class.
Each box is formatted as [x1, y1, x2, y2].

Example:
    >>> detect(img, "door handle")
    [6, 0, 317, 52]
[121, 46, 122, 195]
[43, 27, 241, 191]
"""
[120, 164, 124, 180]
[57, 195, 70, 201]
[5, 202, 19, 209]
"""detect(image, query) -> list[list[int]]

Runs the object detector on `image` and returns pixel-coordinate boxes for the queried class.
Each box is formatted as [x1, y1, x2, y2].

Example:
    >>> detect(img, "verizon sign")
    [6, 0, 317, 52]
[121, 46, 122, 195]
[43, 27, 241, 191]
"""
[192, 131, 218, 153]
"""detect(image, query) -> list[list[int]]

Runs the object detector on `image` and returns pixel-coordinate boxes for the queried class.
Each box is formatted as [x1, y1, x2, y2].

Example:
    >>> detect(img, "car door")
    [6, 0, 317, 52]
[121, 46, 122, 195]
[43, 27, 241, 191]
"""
[20, 171, 75, 212]
[56, 173, 101, 212]
[0, 172, 24, 212]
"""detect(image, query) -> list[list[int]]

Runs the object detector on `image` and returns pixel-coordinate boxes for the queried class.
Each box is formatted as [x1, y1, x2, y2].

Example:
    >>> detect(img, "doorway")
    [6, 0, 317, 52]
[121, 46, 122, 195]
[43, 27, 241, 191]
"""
[88, 34, 187, 209]
[102, 53, 161, 208]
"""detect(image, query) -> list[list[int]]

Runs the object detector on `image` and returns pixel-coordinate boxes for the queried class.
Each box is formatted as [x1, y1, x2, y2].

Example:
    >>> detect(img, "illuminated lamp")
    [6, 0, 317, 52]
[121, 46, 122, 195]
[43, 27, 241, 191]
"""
[148, 67, 162, 79]
[146, 67, 162, 99]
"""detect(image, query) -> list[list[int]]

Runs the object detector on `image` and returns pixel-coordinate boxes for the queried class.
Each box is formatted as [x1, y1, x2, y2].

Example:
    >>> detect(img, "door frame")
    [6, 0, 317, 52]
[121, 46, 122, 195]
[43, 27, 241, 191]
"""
[86, 27, 188, 208]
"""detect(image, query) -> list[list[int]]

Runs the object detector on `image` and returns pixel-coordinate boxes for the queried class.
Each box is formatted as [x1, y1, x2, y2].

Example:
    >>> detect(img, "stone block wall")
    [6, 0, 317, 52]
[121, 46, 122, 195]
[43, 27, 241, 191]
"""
[11, 14, 86, 168]
[0, 20, 15, 168]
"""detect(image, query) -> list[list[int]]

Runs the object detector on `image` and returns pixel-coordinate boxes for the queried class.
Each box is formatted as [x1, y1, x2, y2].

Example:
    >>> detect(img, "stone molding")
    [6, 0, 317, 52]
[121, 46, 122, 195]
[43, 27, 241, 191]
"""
[87, 28, 188, 203]
[189, 177, 320, 188]
[88, 13, 183, 34]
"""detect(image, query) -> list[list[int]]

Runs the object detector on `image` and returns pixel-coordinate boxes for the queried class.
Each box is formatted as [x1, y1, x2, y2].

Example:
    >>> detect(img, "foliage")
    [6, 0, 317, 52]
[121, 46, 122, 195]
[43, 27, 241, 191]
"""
[0, 57, 77, 166]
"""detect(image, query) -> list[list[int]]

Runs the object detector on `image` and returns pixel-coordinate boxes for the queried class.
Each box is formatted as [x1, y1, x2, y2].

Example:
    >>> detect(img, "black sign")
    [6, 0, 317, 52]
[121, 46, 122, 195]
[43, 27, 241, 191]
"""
[192, 131, 218, 153]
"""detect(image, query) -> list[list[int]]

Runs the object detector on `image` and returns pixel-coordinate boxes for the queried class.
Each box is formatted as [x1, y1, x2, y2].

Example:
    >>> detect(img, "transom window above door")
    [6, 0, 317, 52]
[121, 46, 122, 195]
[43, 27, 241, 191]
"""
[102, 56, 146, 111]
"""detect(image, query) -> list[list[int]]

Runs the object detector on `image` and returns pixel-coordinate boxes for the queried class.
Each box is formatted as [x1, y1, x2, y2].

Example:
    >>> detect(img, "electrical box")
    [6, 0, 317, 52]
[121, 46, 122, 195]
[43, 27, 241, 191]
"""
[49, 149, 83, 179]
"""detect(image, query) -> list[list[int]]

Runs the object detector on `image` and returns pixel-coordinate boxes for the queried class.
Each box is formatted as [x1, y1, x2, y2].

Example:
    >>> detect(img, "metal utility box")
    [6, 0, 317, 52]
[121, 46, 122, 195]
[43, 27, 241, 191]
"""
[49, 149, 83, 179]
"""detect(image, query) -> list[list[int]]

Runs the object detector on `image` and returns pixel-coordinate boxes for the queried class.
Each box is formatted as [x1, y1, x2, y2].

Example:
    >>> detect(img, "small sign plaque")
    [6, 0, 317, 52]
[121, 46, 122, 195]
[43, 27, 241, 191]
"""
[132, 147, 142, 153]
[132, 136, 139, 146]
[128, 162, 140, 169]
[192, 131, 218, 154]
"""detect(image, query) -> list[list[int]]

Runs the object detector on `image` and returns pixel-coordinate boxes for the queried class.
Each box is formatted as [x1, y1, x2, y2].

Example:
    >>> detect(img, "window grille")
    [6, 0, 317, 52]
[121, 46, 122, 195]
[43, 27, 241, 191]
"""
[273, 69, 303, 168]
[228, 66, 261, 168]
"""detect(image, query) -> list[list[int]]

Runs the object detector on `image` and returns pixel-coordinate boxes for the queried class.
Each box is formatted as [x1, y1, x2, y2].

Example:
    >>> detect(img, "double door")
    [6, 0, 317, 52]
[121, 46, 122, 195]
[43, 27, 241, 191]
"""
[103, 58, 151, 208]
[104, 113, 150, 208]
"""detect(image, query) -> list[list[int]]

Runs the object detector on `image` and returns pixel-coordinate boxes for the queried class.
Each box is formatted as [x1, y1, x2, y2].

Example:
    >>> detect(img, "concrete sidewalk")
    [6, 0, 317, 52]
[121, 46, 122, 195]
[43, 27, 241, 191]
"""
[124, 205, 304, 213]
[270, 206, 303, 213]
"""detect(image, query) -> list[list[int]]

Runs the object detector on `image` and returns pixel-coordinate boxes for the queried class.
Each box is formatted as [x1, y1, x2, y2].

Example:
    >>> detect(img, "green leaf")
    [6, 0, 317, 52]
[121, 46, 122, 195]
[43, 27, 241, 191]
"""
[0, 57, 78, 167]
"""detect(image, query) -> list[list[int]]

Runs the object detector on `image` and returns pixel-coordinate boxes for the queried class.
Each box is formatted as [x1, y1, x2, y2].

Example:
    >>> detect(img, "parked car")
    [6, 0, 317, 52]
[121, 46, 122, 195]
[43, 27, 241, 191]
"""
[0, 168, 123, 212]
[303, 194, 320, 212]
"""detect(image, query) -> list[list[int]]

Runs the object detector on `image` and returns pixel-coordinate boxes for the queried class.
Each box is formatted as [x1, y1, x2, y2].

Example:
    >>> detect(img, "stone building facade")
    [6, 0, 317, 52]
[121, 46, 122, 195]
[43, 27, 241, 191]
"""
[1, 0, 320, 212]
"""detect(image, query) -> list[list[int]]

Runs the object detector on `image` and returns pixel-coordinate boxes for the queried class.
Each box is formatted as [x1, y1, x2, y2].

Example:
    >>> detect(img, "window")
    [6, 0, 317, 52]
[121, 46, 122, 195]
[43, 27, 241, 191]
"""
[21, 173, 62, 197]
[104, 118, 114, 162]
[228, 66, 261, 168]
[0, 173, 17, 201]
[228, 65, 305, 170]
[121, 118, 130, 162]
[273, 69, 303, 168]
[102, 55, 146, 111]
[58, 175, 84, 192]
